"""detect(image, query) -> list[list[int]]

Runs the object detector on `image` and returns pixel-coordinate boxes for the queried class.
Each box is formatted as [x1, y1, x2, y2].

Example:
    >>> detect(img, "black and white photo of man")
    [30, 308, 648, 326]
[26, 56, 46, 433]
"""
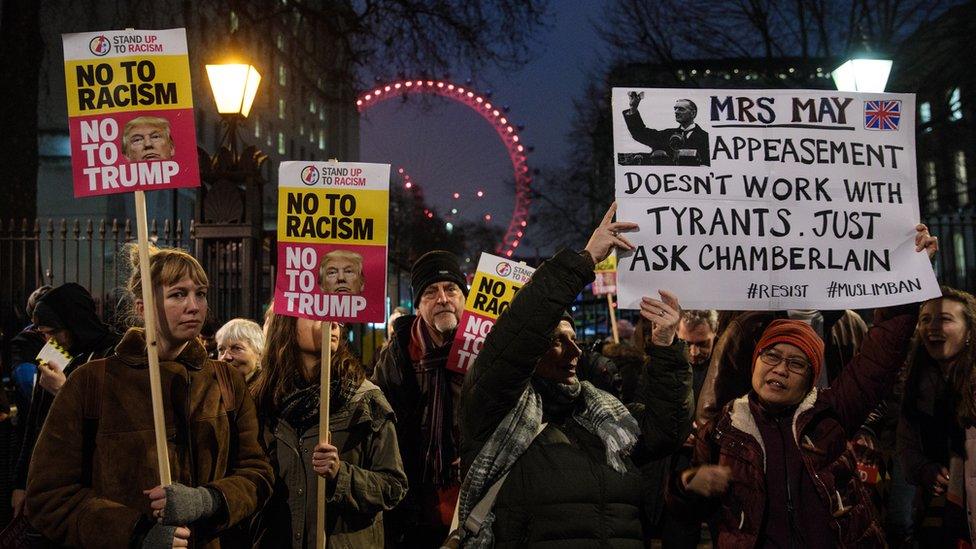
[621, 92, 710, 166]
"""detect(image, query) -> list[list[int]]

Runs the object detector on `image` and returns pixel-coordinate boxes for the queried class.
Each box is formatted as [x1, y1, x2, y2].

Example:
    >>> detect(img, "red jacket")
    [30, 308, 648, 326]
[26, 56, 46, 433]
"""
[668, 309, 917, 548]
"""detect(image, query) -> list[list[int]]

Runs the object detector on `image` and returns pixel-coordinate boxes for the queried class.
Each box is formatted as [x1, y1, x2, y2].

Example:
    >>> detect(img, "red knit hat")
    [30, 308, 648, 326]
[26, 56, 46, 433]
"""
[752, 319, 824, 381]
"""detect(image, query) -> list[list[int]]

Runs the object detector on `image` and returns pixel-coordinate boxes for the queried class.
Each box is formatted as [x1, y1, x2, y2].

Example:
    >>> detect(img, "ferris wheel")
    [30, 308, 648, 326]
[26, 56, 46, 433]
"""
[357, 78, 532, 258]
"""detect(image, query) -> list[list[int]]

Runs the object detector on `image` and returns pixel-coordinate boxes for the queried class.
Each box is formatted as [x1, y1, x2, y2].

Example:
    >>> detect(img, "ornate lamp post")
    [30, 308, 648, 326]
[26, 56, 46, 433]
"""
[195, 61, 268, 321]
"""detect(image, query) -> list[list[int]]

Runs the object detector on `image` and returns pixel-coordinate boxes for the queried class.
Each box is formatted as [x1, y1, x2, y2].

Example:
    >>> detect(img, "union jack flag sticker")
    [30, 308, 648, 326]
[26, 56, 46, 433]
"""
[864, 100, 901, 131]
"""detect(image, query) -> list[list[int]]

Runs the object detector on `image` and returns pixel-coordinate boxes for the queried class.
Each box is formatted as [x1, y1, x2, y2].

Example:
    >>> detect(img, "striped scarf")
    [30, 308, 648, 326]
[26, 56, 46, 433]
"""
[456, 378, 639, 547]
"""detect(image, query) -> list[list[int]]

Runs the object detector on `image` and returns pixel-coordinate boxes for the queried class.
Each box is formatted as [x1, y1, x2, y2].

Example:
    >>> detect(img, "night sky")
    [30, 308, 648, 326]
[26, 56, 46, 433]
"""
[360, 1, 608, 254]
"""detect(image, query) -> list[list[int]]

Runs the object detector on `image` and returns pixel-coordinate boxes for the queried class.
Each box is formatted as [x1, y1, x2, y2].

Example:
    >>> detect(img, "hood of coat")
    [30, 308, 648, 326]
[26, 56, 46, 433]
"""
[728, 388, 819, 471]
[33, 283, 117, 354]
[114, 327, 208, 371]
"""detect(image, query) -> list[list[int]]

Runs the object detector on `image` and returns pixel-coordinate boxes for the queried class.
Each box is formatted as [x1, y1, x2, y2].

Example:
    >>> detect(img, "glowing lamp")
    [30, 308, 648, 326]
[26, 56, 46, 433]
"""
[206, 64, 261, 117]
[832, 57, 892, 92]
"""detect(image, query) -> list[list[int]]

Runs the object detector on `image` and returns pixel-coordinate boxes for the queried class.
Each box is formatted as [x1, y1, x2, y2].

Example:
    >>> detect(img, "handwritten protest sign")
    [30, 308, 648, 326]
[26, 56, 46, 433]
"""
[63, 29, 199, 197]
[274, 161, 390, 323]
[613, 88, 939, 310]
[446, 253, 535, 374]
[592, 253, 617, 296]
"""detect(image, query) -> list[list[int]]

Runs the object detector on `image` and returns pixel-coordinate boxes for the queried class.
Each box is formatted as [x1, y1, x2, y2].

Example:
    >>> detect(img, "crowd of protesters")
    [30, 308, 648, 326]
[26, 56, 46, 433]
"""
[0, 202, 969, 548]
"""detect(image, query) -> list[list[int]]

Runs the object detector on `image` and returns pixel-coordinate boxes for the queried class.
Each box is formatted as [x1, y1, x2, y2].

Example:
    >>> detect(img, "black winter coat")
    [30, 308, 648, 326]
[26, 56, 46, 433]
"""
[14, 283, 119, 490]
[460, 249, 693, 548]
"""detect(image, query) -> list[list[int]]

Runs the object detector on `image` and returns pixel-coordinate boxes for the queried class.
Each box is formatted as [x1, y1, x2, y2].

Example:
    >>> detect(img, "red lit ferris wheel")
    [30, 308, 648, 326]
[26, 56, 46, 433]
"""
[356, 78, 531, 258]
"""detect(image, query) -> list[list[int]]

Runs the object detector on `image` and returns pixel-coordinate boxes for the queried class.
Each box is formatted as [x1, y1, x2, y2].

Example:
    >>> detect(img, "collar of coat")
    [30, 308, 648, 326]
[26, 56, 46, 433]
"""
[114, 327, 207, 370]
[728, 388, 819, 471]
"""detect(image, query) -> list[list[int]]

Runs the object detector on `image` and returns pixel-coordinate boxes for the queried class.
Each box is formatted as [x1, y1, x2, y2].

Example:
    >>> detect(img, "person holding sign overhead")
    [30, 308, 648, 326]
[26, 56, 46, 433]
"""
[372, 250, 469, 547]
[666, 228, 938, 547]
[623, 93, 710, 166]
[251, 315, 406, 547]
[26, 247, 273, 548]
[454, 203, 693, 547]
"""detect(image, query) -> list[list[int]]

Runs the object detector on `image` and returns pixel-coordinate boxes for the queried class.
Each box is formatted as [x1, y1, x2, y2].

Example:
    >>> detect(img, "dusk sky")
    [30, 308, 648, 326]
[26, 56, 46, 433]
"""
[360, 1, 609, 254]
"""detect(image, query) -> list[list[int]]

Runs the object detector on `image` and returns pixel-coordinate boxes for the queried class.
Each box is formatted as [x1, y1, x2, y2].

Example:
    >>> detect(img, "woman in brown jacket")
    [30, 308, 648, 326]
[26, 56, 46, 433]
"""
[253, 315, 407, 548]
[26, 247, 274, 548]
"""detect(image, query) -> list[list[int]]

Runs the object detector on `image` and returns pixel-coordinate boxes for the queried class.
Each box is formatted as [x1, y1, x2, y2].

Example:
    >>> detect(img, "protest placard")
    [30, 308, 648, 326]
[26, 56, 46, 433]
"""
[592, 253, 618, 296]
[273, 161, 390, 323]
[446, 253, 535, 374]
[36, 340, 72, 373]
[60, 28, 203, 486]
[613, 88, 940, 310]
[63, 29, 199, 197]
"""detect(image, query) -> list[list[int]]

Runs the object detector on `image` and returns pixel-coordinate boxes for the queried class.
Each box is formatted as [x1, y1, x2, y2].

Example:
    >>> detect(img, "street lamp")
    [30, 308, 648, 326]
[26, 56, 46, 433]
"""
[205, 63, 261, 157]
[195, 61, 268, 320]
[832, 55, 892, 93]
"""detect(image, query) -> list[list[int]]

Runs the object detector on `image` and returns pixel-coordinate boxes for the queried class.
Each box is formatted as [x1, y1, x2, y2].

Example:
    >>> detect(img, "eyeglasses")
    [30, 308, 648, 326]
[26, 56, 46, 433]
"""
[759, 349, 811, 375]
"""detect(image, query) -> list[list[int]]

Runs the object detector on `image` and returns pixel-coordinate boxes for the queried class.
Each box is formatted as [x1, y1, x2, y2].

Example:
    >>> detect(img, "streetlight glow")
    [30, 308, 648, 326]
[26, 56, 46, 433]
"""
[832, 58, 892, 93]
[206, 64, 262, 117]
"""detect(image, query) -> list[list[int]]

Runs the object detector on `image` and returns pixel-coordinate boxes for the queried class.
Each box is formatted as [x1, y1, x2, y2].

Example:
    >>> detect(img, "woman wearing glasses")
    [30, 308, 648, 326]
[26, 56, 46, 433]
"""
[667, 226, 939, 548]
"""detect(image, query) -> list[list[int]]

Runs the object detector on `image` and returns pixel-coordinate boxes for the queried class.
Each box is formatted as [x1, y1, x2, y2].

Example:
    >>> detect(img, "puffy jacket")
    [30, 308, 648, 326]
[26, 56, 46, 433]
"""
[668, 308, 918, 548]
[460, 249, 693, 548]
[257, 379, 407, 548]
[26, 328, 274, 548]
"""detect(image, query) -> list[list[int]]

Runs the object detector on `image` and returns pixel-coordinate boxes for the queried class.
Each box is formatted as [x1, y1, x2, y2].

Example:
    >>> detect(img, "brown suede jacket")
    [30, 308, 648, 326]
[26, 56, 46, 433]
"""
[668, 309, 917, 548]
[26, 328, 274, 548]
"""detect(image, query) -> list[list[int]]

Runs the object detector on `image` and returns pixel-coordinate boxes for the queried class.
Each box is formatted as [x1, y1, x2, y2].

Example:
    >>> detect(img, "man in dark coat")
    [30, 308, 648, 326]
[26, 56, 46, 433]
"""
[623, 93, 710, 166]
[457, 204, 693, 547]
[371, 250, 469, 547]
[12, 283, 120, 517]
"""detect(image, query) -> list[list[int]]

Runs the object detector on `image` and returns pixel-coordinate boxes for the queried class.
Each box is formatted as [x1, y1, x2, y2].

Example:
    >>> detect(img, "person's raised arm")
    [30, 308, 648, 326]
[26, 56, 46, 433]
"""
[633, 290, 693, 458]
[460, 203, 638, 462]
[823, 224, 938, 432]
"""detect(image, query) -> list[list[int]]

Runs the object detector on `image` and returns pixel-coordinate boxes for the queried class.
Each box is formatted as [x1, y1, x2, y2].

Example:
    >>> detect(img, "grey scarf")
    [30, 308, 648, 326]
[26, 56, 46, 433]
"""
[456, 379, 639, 547]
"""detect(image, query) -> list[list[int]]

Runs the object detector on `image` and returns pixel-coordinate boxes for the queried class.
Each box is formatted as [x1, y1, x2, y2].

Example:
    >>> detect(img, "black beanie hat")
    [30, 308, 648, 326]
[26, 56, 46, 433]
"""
[411, 250, 468, 308]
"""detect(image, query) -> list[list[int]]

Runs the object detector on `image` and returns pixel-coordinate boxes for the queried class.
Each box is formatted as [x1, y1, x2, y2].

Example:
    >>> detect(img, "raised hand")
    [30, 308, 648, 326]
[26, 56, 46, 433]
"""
[584, 202, 639, 264]
[915, 223, 938, 259]
[628, 91, 644, 111]
[640, 290, 681, 347]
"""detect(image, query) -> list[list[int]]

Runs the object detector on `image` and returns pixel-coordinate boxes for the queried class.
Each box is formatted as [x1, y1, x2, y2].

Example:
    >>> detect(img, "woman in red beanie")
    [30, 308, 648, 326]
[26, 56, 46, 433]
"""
[667, 227, 939, 548]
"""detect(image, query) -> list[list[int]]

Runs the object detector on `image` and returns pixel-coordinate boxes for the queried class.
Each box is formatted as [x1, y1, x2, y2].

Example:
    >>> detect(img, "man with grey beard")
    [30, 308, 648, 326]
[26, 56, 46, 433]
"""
[372, 250, 468, 547]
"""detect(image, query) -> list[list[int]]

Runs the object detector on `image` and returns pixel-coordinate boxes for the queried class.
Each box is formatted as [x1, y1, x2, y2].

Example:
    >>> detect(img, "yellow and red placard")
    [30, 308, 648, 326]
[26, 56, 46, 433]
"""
[274, 161, 390, 323]
[62, 29, 199, 197]
[446, 253, 536, 374]
[592, 252, 617, 296]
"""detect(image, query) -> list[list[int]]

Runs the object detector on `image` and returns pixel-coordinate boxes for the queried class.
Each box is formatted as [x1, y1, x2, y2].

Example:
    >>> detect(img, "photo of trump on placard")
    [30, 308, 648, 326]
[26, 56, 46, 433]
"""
[121, 115, 175, 162]
[319, 249, 364, 294]
[619, 92, 710, 166]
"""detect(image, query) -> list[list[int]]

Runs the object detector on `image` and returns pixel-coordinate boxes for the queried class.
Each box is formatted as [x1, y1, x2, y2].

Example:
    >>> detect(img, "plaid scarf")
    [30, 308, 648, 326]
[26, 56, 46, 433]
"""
[411, 317, 463, 486]
[279, 375, 360, 434]
[456, 378, 639, 547]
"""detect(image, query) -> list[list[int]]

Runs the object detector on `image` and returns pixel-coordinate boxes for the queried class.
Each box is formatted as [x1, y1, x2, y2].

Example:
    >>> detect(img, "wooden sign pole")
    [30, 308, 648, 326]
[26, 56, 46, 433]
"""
[607, 293, 619, 344]
[135, 190, 172, 486]
[316, 321, 332, 549]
